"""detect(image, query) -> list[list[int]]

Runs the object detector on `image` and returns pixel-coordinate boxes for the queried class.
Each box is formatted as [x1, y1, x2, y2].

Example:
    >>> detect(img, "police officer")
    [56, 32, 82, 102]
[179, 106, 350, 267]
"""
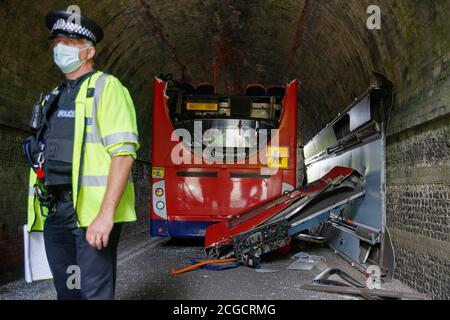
[25, 10, 139, 300]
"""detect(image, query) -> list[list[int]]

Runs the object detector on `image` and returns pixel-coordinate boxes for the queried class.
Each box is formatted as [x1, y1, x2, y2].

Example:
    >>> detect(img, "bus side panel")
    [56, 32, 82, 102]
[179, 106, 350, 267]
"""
[279, 80, 299, 193]
[282, 169, 297, 193]
[152, 78, 177, 165]
[150, 78, 174, 237]
[279, 80, 299, 171]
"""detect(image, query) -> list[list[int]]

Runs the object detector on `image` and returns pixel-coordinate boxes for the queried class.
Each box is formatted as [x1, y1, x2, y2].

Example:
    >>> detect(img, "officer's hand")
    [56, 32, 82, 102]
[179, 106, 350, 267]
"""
[86, 213, 114, 250]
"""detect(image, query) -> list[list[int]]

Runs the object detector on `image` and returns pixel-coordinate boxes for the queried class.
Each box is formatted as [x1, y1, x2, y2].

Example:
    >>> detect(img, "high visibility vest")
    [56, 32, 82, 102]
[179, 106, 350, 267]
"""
[27, 71, 140, 231]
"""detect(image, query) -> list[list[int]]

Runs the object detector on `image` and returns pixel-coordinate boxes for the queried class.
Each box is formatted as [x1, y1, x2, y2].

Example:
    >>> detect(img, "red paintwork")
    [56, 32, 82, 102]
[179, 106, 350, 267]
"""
[274, 238, 292, 255]
[151, 78, 300, 232]
[204, 166, 355, 249]
[165, 168, 283, 220]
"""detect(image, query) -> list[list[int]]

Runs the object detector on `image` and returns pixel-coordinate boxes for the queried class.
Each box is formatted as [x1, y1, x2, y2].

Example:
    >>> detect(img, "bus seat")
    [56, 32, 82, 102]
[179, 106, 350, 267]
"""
[195, 83, 215, 95]
[181, 82, 195, 95]
[246, 84, 266, 97]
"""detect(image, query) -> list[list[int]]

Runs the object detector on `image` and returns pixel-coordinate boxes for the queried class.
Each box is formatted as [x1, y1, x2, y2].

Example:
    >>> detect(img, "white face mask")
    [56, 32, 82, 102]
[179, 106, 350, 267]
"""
[53, 44, 90, 74]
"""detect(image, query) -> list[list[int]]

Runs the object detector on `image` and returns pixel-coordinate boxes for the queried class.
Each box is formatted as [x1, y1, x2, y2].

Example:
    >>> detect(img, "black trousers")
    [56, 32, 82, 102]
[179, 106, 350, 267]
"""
[43, 197, 122, 300]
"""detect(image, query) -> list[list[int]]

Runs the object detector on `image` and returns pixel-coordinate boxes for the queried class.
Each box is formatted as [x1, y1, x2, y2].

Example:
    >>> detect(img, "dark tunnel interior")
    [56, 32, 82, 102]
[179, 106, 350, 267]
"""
[0, 1, 449, 299]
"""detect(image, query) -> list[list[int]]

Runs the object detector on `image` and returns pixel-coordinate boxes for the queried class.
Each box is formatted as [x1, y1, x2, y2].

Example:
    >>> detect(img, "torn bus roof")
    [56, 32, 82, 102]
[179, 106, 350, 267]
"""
[204, 166, 365, 267]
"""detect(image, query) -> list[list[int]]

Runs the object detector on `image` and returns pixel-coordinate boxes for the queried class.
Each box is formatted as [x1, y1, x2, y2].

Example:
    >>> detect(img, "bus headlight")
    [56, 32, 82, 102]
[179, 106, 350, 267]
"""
[156, 201, 165, 210]
[155, 188, 164, 197]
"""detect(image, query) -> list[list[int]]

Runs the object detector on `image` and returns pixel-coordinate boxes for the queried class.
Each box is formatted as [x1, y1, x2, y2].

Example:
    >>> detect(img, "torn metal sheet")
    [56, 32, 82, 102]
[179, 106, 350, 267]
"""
[301, 284, 428, 300]
[204, 73, 394, 276]
[255, 268, 280, 273]
[204, 166, 365, 267]
[288, 255, 324, 271]
[303, 73, 395, 279]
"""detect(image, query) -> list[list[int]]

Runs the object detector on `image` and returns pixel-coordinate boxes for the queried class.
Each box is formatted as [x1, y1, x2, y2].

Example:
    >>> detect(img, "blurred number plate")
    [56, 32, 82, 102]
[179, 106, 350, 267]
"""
[187, 103, 218, 111]
[267, 147, 289, 169]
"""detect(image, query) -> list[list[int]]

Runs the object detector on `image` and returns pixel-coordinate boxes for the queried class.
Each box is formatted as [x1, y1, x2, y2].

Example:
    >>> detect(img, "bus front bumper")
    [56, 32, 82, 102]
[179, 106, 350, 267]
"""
[150, 219, 217, 238]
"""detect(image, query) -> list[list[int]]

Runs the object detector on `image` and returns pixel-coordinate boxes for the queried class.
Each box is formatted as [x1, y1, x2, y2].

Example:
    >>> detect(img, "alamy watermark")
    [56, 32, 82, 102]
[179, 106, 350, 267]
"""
[366, 265, 382, 289]
[66, 265, 81, 290]
[66, 5, 81, 25]
[66, 4, 380, 31]
[367, 5, 382, 30]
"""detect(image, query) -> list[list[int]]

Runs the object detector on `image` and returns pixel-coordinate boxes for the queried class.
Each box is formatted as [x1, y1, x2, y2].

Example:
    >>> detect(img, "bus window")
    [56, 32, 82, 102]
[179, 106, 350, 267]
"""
[174, 119, 275, 160]
[165, 80, 284, 160]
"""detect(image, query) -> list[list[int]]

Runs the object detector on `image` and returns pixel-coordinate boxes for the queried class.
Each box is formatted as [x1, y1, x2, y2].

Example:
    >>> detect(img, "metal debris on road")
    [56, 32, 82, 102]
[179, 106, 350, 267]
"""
[288, 254, 324, 271]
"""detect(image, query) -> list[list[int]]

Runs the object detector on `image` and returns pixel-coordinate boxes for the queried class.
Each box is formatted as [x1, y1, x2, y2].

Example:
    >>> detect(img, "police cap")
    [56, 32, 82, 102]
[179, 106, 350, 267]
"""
[46, 10, 104, 45]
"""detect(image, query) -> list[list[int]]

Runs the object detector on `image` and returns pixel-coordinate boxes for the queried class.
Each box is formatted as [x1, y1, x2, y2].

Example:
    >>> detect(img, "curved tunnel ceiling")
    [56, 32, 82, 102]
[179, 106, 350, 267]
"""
[1, 0, 449, 161]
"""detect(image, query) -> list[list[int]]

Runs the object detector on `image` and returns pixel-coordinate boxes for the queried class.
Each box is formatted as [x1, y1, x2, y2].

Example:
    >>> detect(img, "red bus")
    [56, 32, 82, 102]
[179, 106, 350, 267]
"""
[150, 75, 299, 238]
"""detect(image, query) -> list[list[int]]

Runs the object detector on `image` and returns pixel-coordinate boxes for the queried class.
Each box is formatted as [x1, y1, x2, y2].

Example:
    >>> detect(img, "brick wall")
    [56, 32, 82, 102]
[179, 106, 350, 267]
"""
[0, 126, 30, 283]
[393, 246, 450, 300]
[386, 114, 450, 300]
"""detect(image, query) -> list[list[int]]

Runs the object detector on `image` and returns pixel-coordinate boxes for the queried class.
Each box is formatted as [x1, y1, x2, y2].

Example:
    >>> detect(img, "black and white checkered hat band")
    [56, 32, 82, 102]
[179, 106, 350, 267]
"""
[52, 18, 97, 43]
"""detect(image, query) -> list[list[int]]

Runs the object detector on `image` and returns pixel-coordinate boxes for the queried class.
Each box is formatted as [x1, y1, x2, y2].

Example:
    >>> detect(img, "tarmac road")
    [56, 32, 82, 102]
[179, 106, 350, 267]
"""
[0, 231, 417, 300]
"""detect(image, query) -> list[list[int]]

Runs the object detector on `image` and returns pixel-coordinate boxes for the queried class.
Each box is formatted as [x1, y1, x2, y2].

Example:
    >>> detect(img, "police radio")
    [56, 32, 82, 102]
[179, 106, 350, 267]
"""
[30, 93, 44, 131]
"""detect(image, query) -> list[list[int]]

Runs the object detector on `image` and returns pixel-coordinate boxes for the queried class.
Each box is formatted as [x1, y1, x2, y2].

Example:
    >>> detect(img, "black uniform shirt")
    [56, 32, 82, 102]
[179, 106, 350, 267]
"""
[43, 71, 95, 188]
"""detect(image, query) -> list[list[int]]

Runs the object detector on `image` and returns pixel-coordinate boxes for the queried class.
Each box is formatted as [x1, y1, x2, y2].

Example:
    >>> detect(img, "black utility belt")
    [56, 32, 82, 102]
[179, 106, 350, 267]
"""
[47, 187, 73, 201]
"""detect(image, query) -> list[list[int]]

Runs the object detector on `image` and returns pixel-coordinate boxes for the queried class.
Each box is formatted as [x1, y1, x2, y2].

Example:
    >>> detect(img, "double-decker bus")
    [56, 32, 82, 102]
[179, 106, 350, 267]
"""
[150, 75, 299, 238]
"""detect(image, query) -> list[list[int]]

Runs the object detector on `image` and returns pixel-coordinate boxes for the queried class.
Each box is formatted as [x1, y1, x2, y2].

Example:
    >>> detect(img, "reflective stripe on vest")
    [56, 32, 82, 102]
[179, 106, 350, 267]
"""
[84, 75, 139, 148]
[103, 132, 139, 147]
[80, 175, 133, 187]
[108, 143, 137, 157]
